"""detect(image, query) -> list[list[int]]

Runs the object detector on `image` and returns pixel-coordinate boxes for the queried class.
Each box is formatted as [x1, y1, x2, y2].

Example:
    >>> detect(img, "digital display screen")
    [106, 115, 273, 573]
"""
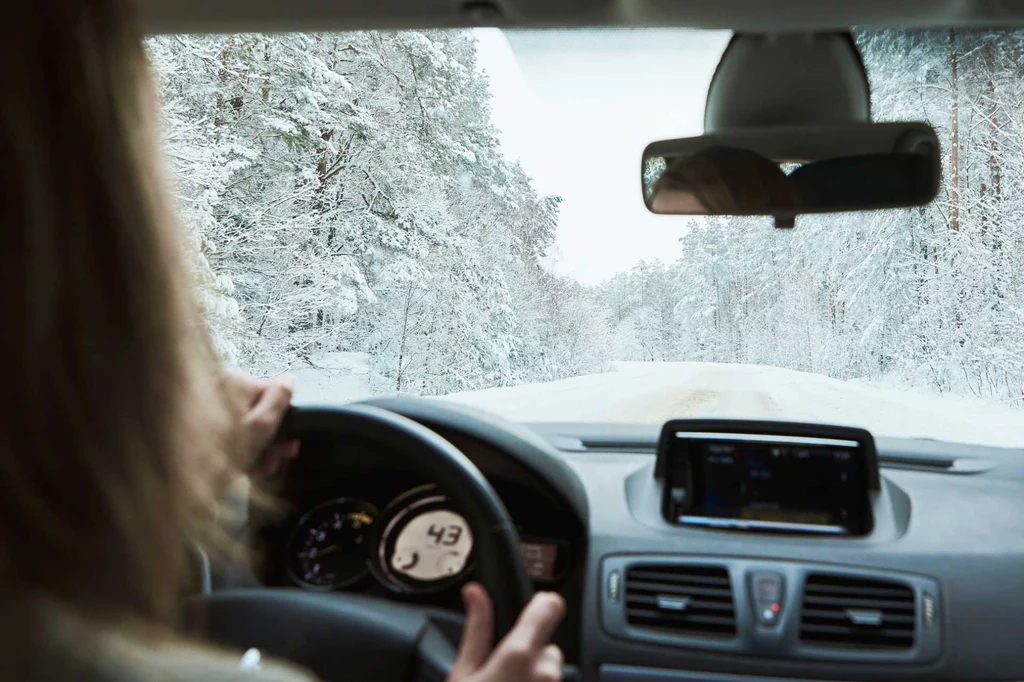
[520, 541, 559, 581]
[387, 508, 560, 582]
[390, 509, 473, 582]
[665, 432, 871, 535]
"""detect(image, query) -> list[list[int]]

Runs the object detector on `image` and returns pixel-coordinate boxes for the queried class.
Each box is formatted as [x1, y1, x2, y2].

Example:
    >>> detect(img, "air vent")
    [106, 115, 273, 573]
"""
[800, 574, 916, 649]
[624, 564, 736, 637]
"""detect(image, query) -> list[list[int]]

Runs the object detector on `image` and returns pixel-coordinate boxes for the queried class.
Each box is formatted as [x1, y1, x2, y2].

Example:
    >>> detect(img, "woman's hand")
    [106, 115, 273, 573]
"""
[222, 372, 300, 477]
[449, 583, 566, 682]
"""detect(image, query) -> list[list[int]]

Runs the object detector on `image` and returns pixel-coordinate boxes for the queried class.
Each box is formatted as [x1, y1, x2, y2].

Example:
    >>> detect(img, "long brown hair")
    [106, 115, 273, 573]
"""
[0, 0, 239, 648]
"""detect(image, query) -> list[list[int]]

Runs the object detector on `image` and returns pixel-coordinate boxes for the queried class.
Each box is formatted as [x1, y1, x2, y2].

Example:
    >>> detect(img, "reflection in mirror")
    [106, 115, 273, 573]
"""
[642, 123, 941, 222]
[646, 147, 800, 215]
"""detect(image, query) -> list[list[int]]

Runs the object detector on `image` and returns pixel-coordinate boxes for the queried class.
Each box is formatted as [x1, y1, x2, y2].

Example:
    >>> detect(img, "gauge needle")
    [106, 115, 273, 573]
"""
[315, 545, 340, 558]
[398, 551, 419, 570]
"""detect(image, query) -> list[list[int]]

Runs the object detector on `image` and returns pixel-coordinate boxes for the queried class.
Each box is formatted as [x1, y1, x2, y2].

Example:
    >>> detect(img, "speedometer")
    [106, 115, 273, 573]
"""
[390, 508, 472, 581]
[286, 498, 377, 590]
[370, 485, 474, 594]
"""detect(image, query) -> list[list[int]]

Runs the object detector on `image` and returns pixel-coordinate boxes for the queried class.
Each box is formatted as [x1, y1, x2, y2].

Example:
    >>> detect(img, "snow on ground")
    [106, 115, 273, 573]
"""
[440, 362, 1024, 448]
[291, 352, 373, 404]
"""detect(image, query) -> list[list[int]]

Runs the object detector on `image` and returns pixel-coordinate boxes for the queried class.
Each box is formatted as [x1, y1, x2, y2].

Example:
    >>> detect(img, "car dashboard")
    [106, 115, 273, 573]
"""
[242, 398, 1024, 682]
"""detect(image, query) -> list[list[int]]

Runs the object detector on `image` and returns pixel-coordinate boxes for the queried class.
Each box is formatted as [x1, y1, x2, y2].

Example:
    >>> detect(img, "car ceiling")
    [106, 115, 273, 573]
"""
[139, 0, 1024, 35]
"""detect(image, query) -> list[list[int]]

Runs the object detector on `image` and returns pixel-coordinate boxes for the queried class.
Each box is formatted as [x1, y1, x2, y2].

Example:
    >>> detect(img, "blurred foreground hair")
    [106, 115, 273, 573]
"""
[0, 0, 248, 667]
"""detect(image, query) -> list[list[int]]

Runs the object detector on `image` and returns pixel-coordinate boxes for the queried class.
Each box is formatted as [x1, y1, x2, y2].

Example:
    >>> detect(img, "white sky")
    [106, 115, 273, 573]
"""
[474, 28, 731, 285]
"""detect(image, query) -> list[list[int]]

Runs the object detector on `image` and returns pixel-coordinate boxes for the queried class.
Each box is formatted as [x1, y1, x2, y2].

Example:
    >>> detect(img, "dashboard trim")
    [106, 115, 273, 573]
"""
[599, 663, 825, 682]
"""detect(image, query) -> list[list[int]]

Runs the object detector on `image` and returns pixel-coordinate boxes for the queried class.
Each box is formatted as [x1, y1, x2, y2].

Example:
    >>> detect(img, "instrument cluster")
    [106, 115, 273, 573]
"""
[285, 484, 565, 594]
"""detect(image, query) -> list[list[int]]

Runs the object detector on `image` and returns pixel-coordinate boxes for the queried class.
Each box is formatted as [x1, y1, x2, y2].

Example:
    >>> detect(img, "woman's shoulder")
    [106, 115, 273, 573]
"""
[111, 638, 316, 682]
[1, 596, 316, 682]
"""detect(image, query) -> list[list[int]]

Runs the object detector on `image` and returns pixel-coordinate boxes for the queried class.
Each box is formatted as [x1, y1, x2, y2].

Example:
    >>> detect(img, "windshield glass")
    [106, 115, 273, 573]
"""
[150, 28, 1024, 447]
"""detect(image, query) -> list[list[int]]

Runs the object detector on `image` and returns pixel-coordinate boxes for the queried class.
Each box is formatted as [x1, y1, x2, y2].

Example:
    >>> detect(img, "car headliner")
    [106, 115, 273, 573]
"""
[138, 0, 1024, 35]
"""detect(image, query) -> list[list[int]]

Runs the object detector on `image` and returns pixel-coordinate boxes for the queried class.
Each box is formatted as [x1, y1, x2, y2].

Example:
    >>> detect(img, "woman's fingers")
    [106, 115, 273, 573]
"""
[450, 583, 495, 679]
[221, 370, 267, 406]
[243, 375, 294, 446]
[222, 373, 297, 476]
[503, 592, 566, 655]
[250, 439, 300, 477]
[448, 590, 565, 682]
[533, 644, 564, 682]
[469, 592, 565, 681]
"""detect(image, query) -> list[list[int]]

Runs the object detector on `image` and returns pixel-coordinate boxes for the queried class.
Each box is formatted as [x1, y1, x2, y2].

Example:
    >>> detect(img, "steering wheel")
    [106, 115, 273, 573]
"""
[185, 404, 534, 681]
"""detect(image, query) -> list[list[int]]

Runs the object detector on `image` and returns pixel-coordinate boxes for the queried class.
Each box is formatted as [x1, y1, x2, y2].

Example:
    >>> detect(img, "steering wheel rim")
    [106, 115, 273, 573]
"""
[187, 403, 534, 681]
[282, 403, 534, 634]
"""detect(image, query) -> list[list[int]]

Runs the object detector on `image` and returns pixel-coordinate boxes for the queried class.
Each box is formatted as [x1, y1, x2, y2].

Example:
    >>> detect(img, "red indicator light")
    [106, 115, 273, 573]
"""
[771, 603, 780, 613]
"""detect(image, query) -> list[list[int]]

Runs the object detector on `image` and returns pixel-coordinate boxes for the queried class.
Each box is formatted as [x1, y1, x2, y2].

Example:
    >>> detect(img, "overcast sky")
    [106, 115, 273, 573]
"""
[474, 28, 730, 285]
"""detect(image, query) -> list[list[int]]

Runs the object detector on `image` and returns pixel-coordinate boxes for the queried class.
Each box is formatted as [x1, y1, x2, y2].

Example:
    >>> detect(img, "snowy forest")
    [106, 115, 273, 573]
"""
[152, 29, 1024, 404]
[149, 32, 609, 395]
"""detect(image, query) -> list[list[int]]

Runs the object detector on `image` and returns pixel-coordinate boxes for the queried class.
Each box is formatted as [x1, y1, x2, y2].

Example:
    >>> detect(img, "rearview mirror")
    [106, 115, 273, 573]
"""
[642, 123, 940, 226]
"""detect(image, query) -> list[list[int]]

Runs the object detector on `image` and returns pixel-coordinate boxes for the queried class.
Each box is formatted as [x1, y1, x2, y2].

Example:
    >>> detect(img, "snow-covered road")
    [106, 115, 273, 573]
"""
[440, 362, 1024, 448]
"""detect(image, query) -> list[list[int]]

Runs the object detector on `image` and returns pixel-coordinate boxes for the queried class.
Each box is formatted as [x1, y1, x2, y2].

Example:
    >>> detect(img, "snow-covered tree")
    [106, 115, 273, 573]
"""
[150, 30, 610, 394]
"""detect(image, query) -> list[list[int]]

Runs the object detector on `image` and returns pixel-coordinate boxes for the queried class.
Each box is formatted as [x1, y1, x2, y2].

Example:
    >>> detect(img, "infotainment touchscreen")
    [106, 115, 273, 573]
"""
[659, 423, 876, 536]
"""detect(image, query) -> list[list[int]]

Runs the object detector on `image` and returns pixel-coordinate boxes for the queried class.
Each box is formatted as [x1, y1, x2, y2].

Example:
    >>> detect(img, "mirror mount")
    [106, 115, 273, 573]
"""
[641, 34, 938, 224]
[705, 32, 871, 132]
[774, 213, 795, 230]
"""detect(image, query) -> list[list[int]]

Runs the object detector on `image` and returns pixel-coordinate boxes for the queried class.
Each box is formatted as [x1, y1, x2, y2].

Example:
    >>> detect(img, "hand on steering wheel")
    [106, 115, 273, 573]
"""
[222, 371, 301, 477]
[449, 583, 565, 682]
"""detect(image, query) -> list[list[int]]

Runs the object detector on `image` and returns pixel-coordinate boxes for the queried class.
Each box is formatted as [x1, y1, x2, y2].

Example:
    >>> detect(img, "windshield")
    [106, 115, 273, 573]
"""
[150, 28, 1024, 448]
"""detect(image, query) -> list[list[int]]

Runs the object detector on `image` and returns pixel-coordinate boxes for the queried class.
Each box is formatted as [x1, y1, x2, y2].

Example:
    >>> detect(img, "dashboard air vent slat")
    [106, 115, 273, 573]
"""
[625, 564, 736, 637]
[800, 574, 916, 650]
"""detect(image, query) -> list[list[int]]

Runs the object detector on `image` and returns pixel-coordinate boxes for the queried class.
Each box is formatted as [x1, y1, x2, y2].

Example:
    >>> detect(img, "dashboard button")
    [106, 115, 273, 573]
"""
[756, 600, 781, 626]
[749, 572, 785, 626]
[753, 569, 782, 602]
[751, 572, 783, 602]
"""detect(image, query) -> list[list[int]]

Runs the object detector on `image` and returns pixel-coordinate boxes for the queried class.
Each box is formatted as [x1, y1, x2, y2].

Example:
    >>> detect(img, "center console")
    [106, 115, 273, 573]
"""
[593, 420, 941, 680]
